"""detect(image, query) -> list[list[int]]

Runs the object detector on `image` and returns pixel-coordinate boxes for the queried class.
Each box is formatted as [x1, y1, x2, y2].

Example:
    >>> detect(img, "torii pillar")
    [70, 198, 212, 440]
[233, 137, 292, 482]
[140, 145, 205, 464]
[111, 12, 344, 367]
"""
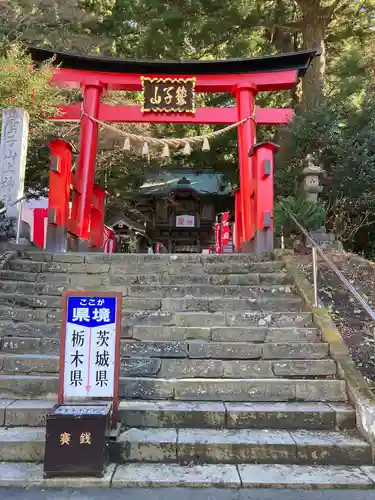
[69, 83, 105, 250]
[233, 83, 257, 252]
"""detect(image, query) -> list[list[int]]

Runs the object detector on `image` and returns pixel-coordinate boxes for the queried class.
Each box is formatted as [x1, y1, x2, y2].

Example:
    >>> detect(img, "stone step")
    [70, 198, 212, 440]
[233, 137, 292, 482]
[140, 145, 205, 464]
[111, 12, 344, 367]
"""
[111, 463, 375, 488]
[0, 339, 330, 360]
[0, 354, 336, 378]
[130, 326, 321, 342]
[0, 376, 347, 401]
[0, 427, 45, 461]
[0, 425, 369, 465]
[0, 399, 355, 430]
[0, 354, 59, 374]
[0, 375, 58, 399]
[117, 284, 297, 299]
[120, 378, 348, 402]
[0, 280, 296, 298]
[118, 427, 372, 465]
[0, 270, 291, 287]
[8, 259, 112, 275]
[0, 293, 62, 309]
[120, 341, 329, 360]
[21, 251, 277, 263]
[8, 258, 284, 275]
[0, 322, 59, 338]
[119, 400, 355, 430]
[0, 310, 314, 328]
[0, 462, 116, 488]
[0, 462, 374, 488]
[0, 399, 54, 426]
[122, 311, 314, 328]
[114, 272, 291, 286]
[0, 293, 305, 312]
[0, 461, 373, 488]
[123, 358, 336, 379]
[0, 326, 321, 346]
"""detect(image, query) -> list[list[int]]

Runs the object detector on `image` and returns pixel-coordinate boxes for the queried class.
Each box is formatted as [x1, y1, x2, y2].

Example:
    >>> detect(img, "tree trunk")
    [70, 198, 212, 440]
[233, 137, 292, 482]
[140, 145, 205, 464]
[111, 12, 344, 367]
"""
[297, 0, 330, 107]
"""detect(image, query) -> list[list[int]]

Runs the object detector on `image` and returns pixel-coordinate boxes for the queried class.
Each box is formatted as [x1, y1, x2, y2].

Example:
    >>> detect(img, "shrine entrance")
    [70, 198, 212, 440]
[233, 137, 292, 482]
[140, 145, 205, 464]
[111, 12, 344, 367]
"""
[31, 47, 318, 253]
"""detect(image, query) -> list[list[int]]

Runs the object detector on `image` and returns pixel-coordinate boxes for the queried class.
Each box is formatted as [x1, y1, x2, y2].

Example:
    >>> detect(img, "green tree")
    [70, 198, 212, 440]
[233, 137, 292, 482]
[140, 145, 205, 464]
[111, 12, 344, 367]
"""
[0, 43, 66, 196]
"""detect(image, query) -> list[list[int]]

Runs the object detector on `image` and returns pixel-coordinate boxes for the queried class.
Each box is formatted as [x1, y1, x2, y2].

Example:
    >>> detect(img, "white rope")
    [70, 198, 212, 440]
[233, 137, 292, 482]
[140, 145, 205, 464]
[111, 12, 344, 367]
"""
[82, 111, 254, 149]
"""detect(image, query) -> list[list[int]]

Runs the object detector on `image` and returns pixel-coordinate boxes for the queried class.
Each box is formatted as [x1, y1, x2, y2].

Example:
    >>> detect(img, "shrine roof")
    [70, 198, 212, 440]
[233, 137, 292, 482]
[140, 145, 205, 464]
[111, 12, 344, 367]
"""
[107, 212, 146, 232]
[29, 47, 319, 76]
[139, 170, 233, 196]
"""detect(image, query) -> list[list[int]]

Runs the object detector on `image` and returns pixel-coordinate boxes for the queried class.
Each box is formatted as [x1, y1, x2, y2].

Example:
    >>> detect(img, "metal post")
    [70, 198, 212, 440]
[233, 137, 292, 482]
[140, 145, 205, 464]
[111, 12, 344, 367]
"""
[280, 226, 285, 250]
[15, 199, 23, 244]
[312, 246, 318, 307]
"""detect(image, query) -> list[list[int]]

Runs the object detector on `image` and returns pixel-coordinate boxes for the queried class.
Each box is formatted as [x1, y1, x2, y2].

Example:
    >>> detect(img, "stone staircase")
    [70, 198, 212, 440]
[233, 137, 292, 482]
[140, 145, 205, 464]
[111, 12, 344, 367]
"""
[0, 250, 373, 488]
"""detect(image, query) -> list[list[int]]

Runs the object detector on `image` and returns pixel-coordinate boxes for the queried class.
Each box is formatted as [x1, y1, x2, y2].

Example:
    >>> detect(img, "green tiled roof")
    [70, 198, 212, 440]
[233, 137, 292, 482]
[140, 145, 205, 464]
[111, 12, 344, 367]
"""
[139, 170, 232, 196]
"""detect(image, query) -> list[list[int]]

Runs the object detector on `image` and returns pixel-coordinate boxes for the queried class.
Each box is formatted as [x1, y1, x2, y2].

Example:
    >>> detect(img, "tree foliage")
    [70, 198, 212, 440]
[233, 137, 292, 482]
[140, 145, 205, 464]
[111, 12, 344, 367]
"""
[0, 43, 66, 195]
[274, 195, 326, 235]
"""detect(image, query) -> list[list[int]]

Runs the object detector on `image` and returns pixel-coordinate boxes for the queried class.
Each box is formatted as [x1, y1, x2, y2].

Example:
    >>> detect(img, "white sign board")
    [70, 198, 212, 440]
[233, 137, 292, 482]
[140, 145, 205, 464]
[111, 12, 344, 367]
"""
[176, 214, 195, 227]
[0, 109, 29, 217]
[62, 293, 121, 399]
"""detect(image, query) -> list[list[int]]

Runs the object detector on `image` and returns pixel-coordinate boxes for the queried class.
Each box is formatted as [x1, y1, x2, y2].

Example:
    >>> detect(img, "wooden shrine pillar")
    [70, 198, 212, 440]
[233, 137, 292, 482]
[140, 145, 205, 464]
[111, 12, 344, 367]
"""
[70, 83, 104, 250]
[233, 189, 242, 251]
[46, 138, 72, 252]
[249, 141, 280, 252]
[89, 184, 106, 250]
[233, 83, 257, 252]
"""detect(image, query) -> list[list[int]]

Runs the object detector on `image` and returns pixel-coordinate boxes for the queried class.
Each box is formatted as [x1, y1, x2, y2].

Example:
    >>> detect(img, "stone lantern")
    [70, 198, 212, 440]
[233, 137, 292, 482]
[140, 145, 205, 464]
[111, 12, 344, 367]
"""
[302, 154, 325, 203]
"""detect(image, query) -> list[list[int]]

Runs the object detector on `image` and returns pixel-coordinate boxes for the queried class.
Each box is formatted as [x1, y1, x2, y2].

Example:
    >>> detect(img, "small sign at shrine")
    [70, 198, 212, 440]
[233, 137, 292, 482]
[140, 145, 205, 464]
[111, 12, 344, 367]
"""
[141, 76, 196, 114]
[176, 214, 195, 227]
[58, 291, 122, 424]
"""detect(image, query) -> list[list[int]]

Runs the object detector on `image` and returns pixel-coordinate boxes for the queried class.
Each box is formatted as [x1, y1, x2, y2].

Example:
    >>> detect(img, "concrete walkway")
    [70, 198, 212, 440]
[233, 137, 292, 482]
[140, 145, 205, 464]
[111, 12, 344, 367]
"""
[1, 488, 375, 500]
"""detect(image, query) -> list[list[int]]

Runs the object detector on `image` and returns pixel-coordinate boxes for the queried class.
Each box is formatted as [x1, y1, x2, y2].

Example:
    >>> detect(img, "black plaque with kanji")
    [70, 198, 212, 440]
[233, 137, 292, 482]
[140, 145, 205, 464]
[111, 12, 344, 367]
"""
[141, 77, 196, 114]
[43, 403, 112, 478]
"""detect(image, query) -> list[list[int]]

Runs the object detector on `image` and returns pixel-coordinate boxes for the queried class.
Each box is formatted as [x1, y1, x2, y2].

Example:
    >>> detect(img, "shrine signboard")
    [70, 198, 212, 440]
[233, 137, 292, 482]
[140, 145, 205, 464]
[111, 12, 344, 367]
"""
[176, 214, 195, 227]
[141, 77, 196, 114]
[0, 109, 29, 217]
[59, 291, 122, 424]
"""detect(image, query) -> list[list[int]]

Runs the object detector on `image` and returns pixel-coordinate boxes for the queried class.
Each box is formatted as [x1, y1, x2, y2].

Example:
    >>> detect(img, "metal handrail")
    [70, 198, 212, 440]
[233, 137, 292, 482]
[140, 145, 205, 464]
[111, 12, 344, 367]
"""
[279, 200, 375, 321]
[0, 196, 26, 216]
[0, 196, 27, 244]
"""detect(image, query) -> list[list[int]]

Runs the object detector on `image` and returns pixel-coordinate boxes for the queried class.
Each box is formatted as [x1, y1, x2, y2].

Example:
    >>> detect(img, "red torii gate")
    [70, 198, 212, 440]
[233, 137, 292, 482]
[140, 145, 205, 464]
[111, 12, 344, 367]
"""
[31, 47, 318, 253]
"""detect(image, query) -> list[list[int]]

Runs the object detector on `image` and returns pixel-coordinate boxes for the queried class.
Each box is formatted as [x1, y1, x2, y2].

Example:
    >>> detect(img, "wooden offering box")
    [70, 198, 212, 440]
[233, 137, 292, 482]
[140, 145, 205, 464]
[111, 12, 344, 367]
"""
[43, 403, 112, 478]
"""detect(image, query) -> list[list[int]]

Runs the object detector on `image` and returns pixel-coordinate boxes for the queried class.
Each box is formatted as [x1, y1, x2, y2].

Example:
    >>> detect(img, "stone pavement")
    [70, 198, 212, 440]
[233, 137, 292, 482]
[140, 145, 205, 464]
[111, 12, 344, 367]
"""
[1, 488, 375, 500]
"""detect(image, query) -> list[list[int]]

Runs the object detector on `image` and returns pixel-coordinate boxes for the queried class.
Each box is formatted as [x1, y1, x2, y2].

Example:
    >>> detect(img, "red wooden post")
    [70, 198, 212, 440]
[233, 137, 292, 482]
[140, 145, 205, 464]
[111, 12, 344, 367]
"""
[33, 208, 48, 249]
[46, 138, 72, 252]
[89, 184, 106, 249]
[233, 189, 242, 251]
[215, 223, 222, 254]
[70, 83, 104, 249]
[249, 141, 280, 252]
[233, 83, 257, 252]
